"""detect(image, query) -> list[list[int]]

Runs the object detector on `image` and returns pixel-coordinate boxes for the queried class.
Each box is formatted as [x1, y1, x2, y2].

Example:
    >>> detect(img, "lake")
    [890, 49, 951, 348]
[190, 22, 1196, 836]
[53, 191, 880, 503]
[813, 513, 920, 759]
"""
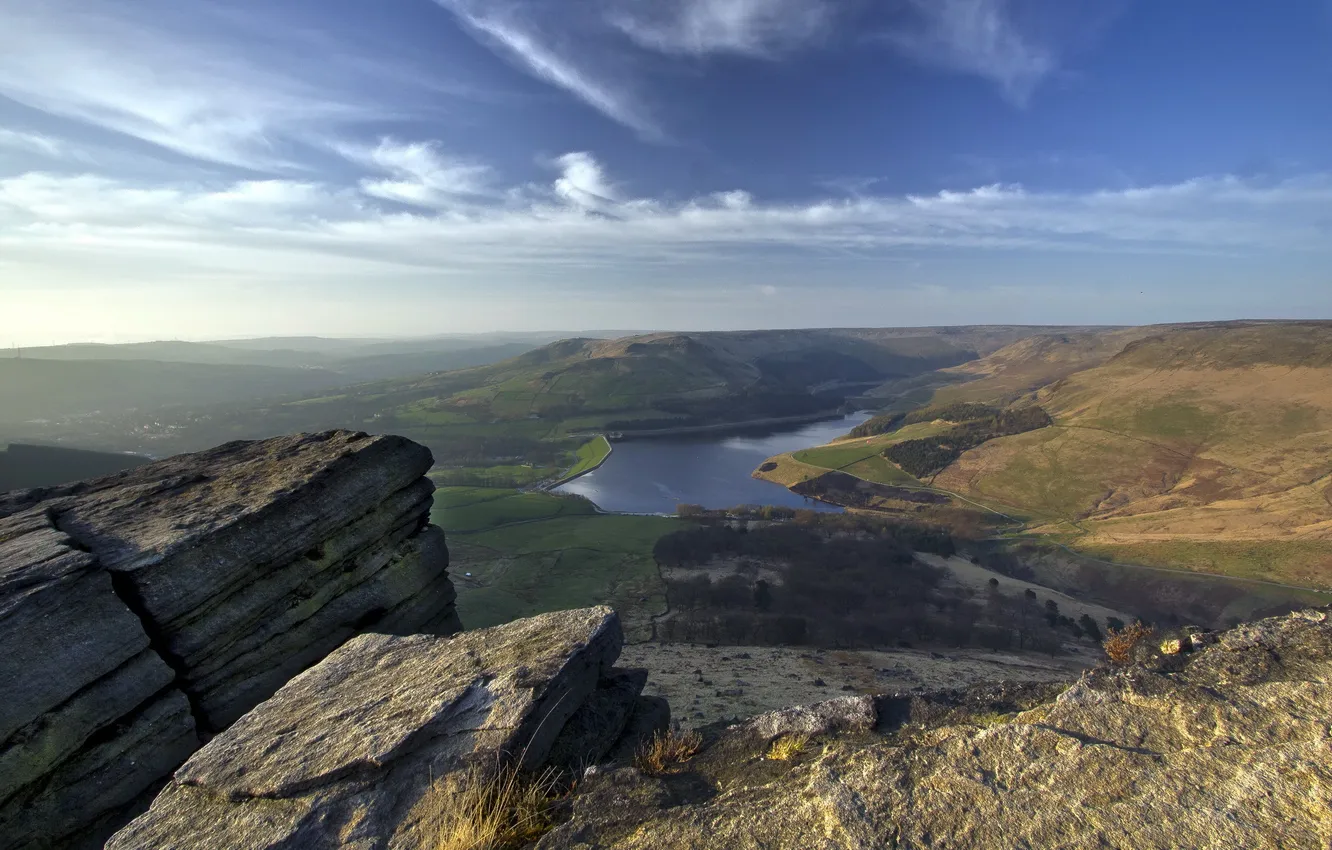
[554, 412, 871, 514]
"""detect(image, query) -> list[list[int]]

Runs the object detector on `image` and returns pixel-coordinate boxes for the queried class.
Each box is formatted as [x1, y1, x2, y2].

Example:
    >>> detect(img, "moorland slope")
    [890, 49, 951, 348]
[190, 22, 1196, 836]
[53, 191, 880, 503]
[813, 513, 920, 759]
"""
[759, 321, 1332, 587]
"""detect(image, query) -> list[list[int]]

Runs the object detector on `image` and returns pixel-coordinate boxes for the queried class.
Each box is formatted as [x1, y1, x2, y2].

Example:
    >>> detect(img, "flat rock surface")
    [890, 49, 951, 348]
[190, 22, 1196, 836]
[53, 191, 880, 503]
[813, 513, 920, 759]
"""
[538, 610, 1332, 850]
[109, 607, 624, 850]
[620, 641, 1092, 727]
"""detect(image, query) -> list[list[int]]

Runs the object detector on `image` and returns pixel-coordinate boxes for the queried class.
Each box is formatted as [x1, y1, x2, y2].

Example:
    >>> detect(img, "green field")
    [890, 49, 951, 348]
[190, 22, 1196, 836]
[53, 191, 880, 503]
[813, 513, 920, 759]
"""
[1070, 538, 1332, 591]
[562, 435, 612, 481]
[432, 486, 596, 533]
[790, 422, 947, 479]
[436, 487, 678, 641]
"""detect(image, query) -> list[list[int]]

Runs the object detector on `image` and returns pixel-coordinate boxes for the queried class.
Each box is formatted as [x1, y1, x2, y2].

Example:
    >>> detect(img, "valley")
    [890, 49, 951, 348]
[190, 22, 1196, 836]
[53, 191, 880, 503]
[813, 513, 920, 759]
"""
[755, 320, 1332, 590]
[7, 320, 1331, 670]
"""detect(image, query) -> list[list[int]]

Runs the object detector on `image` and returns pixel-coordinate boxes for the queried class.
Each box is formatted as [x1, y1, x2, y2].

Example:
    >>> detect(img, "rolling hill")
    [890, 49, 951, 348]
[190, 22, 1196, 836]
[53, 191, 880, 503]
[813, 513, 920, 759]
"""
[0, 359, 349, 423]
[0, 337, 546, 382]
[760, 321, 1332, 588]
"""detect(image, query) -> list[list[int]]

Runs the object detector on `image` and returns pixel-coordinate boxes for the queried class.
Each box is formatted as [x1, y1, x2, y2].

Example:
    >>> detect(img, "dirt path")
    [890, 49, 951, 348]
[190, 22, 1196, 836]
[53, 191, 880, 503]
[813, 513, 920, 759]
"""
[914, 552, 1134, 626]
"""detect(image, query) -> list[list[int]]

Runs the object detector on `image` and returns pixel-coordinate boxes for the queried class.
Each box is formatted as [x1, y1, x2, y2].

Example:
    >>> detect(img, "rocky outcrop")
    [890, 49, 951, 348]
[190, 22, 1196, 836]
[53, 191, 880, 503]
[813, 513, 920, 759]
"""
[108, 607, 664, 850]
[104, 607, 1332, 849]
[0, 431, 459, 849]
[536, 609, 1332, 850]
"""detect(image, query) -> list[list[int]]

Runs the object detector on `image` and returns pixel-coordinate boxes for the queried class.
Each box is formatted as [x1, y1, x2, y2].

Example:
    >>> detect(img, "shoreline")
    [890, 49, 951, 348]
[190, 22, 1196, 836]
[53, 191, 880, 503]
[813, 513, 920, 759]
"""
[543, 435, 613, 489]
[609, 409, 849, 439]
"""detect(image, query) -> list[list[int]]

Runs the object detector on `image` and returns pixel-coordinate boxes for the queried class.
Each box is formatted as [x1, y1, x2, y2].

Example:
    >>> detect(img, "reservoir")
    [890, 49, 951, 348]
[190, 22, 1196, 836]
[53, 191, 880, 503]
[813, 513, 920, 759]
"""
[555, 412, 872, 514]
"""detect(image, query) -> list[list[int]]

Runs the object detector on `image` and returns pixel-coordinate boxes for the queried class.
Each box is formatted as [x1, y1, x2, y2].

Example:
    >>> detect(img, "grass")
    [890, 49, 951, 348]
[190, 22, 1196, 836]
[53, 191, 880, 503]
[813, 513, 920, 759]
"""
[1069, 538, 1332, 591]
[442, 492, 678, 641]
[635, 728, 703, 774]
[432, 488, 597, 534]
[764, 733, 810, 761]
[420, 762, 560, 850]
[560, 435, 611, 482]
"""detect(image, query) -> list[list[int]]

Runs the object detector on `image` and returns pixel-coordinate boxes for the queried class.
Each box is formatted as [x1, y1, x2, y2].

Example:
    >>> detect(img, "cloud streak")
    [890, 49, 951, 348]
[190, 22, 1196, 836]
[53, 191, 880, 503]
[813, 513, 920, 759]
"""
[609, 0, 831, 57]
[434, 0, 661, 139]
[4, 151, 1328, 282]
[882, 0, 1057, 105]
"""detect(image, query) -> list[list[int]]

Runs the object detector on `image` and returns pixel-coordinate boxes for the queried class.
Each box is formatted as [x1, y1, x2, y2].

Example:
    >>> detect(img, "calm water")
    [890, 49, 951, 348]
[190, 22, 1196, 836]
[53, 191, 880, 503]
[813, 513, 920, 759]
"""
[555, 412, 871, 514]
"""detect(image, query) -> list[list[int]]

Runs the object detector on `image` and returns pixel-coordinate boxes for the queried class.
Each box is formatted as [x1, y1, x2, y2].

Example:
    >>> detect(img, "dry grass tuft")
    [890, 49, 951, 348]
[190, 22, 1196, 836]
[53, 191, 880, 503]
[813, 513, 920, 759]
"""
[635, 728, 703, 775]
[1103, 621, 1156, 666]
[764, 733, 810, 761]
[422, 761, 561, 850]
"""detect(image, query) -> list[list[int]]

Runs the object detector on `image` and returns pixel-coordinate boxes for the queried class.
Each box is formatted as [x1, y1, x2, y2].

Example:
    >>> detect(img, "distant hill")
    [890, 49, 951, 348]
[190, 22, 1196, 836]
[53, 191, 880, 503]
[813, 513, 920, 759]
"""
[0, 359, 348, 423]
[0, 442, 151, 493]
[921, 321, 1332, 586]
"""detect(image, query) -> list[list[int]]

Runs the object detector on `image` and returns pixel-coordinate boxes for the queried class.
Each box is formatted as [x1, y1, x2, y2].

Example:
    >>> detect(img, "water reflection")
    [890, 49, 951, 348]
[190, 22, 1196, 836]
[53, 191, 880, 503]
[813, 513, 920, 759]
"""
[554, 412, 871, 514]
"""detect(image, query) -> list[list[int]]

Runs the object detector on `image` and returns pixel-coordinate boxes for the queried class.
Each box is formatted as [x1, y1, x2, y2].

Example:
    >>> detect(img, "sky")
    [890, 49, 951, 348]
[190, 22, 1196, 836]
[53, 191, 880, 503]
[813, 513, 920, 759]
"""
[1, 0, 1330, 345]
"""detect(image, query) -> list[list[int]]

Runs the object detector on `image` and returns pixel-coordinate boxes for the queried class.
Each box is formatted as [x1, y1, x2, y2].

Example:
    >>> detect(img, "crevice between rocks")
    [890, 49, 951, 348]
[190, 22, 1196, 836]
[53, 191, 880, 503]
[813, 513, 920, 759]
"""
[50, 508, 213, 740]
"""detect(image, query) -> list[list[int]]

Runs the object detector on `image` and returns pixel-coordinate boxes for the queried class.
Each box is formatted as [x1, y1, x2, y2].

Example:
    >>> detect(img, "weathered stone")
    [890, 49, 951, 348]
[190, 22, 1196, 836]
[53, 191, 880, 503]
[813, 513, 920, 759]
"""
[0, 690, 196, 850]
[534, 610, 1332, 850]
[0, 513, 160, 745]
[546, 668, 648, 771]
[108, 607, 624, 850]
[742, 695, 877, 740]
[0, 431, 459, 849]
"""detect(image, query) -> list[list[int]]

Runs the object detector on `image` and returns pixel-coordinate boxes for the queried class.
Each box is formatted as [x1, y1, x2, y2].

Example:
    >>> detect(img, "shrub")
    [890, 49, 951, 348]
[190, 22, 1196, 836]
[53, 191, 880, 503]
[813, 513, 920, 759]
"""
[848, 412, 905, 438]
[635, 728, 703, 774]
[1102, 621, 1156, 666]
[764, 733, 811, 761]
[421, 762, 560, 850]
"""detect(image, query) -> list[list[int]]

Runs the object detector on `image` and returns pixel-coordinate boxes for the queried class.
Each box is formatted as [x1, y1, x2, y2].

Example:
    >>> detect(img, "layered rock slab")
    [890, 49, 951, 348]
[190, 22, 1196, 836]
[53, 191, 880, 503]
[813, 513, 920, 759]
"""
[108, 607, 651, 850]
[536, 609, 1332, 850]
[0, 431, 459, 849]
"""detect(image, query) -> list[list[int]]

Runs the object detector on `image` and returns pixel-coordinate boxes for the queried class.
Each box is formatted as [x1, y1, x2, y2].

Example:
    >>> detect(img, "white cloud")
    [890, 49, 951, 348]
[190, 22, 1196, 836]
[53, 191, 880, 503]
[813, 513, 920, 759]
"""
[0, 2, 385, 170]
[0, 129, 66, 159]
[609, 0, 830, 57]
[882, 0, 1056, 105]
[434, 0, 660, 139]
[3, 153, 1329, 280]
[552, 152, 620, 209]
[340, 139, 493, 208]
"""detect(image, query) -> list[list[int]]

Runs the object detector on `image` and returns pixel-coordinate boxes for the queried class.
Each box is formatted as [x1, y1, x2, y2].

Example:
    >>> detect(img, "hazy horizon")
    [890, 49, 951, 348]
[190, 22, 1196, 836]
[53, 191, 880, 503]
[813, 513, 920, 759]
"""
[11, 316, 1332, 351]
[3, 0, 1330, 346]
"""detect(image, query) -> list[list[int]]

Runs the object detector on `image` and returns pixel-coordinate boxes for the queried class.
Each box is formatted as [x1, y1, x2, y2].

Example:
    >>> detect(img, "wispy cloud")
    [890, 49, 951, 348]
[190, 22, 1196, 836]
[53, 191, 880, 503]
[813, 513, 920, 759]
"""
[882, 0, 1056, 105]
[0, 129, 66, 159]
[609, 0, 831, 57]
[4, 150, 1328, 280]
[434, 0, 660, 139]
[338, 139, 494, 208]
[0, 3, 374, 170]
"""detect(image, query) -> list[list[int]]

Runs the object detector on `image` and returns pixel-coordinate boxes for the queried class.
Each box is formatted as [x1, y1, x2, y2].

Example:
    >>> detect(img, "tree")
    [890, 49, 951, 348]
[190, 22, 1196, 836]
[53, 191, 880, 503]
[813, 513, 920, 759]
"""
[1106, 616, 1126, 632]
[753, 579, 774, 612]
[1078, 614, 1103, 642]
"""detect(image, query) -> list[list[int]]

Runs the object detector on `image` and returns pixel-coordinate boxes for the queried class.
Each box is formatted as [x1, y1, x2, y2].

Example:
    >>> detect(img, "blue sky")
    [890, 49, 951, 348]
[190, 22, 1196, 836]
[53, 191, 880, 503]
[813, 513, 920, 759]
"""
[1, 0, 1330, 344]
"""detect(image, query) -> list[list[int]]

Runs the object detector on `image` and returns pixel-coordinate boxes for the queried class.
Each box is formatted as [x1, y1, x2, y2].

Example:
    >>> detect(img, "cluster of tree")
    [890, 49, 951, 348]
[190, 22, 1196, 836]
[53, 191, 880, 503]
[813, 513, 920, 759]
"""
[674, 503, 799, 521]
[901, 402, 1000, 426]
[882, 405, 1053, 478]
[647, 520, 1087, 650]
[847, 412, 906, 438]
[793, 471, 951, 510]
[656, 515, 956, 566]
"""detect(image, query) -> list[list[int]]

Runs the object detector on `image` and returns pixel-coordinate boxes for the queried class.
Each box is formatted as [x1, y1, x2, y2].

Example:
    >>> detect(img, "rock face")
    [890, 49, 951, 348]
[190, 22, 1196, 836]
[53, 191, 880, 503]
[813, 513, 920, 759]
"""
[0, 431, 459, 849]
[531, 609, 1332, 850]
[105, 607, 1332, 849]
[108, 607, 664, 850]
